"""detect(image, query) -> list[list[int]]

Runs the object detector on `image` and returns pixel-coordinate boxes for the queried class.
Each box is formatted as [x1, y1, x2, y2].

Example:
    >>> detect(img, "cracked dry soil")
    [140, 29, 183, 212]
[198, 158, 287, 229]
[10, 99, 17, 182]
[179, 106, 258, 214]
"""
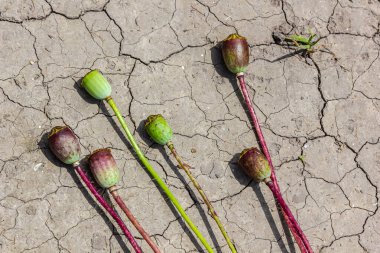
[0, 0, 379, 252]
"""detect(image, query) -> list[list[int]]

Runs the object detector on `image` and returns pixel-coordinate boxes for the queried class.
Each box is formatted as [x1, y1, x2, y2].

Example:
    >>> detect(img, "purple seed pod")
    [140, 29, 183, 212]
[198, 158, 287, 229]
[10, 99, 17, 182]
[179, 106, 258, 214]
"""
[221, 33, 249, 74]
[89, 149, 120, 189]
[238, 147, 271, 182]
[48, 126, 81, 165]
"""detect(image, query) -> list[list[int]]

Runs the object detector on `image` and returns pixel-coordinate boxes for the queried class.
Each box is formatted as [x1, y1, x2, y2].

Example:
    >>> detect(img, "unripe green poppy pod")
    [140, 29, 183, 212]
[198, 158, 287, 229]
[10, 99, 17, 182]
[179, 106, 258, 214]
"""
[48, 126, 81, 165]
[89, 149, 120, 189]
[144, 114, 173, 145]
[238, 147, 271, 182]
[82, 70, 112, 100]
[221, 33, 249, 74]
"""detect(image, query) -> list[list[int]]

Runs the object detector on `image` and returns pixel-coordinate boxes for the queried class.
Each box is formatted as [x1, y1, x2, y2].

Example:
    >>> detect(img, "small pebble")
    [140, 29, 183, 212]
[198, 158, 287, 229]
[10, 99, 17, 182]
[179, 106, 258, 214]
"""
[33, 163, 44, 171]
[191, 148, 196, 153]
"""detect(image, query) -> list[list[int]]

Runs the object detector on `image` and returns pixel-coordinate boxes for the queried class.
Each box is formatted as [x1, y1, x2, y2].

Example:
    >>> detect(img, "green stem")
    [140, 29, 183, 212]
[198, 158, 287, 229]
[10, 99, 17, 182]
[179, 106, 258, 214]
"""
[106, 97, 214, 253]
[167, 141, 237, 253]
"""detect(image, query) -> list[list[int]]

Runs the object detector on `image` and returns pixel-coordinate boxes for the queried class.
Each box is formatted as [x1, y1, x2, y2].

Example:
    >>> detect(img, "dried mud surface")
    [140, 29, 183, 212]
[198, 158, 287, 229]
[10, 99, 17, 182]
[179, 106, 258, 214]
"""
[0, 0, 379, 252]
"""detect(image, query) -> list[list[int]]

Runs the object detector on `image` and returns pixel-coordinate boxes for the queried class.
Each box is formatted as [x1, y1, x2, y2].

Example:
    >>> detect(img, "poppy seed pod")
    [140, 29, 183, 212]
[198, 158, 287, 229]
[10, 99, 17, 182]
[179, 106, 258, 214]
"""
[238, 147, 271, 182]
[82, 70, 112, 100]
[89, 149, 120, 188]
[144, 114, 173, 145]
[221, 33, 249, 74]
[48, 126, 81, 165]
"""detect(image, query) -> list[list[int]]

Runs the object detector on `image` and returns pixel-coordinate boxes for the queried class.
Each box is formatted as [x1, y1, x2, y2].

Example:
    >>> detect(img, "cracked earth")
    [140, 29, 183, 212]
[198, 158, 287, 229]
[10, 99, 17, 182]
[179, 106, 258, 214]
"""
[0, 0, 379, 252]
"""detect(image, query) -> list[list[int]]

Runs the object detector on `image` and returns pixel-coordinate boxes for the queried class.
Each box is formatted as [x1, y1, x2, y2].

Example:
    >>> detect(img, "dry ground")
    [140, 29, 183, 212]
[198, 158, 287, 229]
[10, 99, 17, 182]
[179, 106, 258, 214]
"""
[0, 0, 379, 252]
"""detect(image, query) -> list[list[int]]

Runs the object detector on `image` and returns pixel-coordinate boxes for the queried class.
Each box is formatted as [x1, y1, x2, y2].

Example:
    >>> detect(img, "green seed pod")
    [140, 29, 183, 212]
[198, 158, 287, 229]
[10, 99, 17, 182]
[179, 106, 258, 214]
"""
[144, 114, 173, 145]
[238, 147, 271, 182]
[221, 33, 249, 74]
[48, 126, 81, 165]
[89, 149, 120, 188]
[81, 70, 112, 100]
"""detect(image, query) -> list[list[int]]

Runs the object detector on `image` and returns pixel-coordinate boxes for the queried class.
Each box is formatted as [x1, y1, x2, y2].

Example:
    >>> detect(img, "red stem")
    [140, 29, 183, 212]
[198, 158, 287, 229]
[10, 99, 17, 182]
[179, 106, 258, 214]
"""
[109, 187, 161, 253]
[281, 208, 308, 253]
[74, 166, 142, 253]
[237, 74, 313, 253]
[237, 74, 280, 190]
[266, 180, 313, 253]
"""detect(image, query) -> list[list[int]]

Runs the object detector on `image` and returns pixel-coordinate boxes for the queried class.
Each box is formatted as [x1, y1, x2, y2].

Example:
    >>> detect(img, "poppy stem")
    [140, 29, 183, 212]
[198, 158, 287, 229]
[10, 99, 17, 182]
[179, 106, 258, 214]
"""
[105, 96, 214, 253]
[167, 141, 237, 253]
[109, 186, 161, 253]
[266, 179, 313, 253]
[236, 74, 313, 253]
[74, 164, 142, 253]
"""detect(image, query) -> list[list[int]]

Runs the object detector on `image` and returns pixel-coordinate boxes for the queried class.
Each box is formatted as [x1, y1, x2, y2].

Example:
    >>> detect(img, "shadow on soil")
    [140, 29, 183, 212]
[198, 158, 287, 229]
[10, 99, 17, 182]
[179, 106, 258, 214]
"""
[73, 78, 100, 105]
